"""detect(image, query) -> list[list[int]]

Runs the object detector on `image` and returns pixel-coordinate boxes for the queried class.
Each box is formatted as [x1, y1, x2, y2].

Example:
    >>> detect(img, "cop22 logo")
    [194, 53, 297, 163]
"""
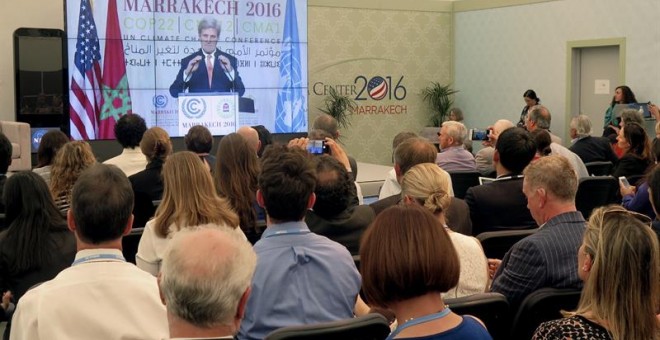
[354, 76, 406, 101]
[181, 98, 206, 119]
[153, 95, 168, 108]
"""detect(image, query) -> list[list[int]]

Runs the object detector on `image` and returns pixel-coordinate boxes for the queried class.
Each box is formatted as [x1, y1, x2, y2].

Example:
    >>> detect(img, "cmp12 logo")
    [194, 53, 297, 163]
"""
[181, 98, 206, 119]
[355, 76, 406, 101]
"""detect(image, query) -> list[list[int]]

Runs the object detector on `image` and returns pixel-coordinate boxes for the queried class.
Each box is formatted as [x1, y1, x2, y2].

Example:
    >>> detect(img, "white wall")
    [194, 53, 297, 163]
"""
[454, 0, 660, 142]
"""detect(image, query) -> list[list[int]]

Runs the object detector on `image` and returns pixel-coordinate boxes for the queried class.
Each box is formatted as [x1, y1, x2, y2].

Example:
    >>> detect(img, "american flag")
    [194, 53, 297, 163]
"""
[70, 0, 101, 140]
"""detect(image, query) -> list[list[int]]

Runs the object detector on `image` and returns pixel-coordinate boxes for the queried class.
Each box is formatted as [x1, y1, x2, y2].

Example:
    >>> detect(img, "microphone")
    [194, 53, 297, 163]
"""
[218, 55, 235, 93]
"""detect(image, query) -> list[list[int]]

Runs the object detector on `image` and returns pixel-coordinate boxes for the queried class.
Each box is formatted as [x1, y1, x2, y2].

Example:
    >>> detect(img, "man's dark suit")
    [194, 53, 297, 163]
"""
[490, 211, 585, 307]
[305, 205, 375, 256]
[169, 48, 245, 98]
[464, 176, 536, 236]
[568, 136, 617, 164]
[370, 195, 472, 235]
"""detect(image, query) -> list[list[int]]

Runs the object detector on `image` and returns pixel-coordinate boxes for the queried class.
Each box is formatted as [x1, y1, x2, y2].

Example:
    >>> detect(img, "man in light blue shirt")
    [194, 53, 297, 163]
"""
[237, 144, 361, 340]
[436, 121, 477, 172]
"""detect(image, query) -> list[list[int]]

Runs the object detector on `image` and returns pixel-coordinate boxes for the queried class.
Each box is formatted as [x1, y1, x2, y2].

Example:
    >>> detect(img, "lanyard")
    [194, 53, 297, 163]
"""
[386, 308, 452, 340]
[72, 253, 126, 266]
[264, 228, 310, 238]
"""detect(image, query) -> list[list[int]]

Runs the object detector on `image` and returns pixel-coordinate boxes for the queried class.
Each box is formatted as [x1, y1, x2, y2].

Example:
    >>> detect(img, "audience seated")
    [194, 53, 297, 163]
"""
[436, 121, 476, 172]
[237, 126, 261, 155]
[607, 108, 645, 158]
[568, 115, 617, 164]
[49, 141, 96, 215]
[184, 125, 216, 169]
[237, 145, 360, 340]
[252, 125, 273, 158]
[379, 131, 418, 200]
[489, 155, 585, 308]
[531, 129, 553, 160]
[645, 165, 660, 240]
[619, 139, 660, 220]
[10, 164, 168, 340]
[370, 137, 469, 235]
[103, 114, 148, 176]
[213, 133, 262, 244]
[313, 113, 358, 176]
[360, 205, 492, 339]
[533, 205, 659, 340]
[612, 122, 652, 179]
[0, 133, 11, 213]
[159, 226, 257, 340]
[0, 172, 76, 339]
[137, 152, 242, 276]
[401, 163, 488, 298]
[32, 130, 68, 184]
[465, 127, 537, 235]
[474, 119, 514, 176]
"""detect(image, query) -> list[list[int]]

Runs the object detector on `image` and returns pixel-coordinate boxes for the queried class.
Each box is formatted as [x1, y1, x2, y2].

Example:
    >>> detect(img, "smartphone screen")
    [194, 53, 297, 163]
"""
[470, 129, 490, 141]
[619, 176, 631, 188]
[307, 140, 325, 155]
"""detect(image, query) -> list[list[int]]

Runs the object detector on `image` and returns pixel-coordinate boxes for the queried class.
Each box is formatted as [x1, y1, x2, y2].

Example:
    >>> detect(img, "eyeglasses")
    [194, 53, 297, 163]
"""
[601, 206, 652, 227]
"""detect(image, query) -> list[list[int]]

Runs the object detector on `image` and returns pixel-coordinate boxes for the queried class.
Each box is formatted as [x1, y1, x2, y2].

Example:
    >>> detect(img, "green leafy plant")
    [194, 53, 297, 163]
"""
[421, 82, 459, 127]
[318, 87, 357, 129]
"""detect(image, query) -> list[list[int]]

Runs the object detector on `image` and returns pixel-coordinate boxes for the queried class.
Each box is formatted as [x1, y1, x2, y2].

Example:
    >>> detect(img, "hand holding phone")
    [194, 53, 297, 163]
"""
[619, 176, 631, 188]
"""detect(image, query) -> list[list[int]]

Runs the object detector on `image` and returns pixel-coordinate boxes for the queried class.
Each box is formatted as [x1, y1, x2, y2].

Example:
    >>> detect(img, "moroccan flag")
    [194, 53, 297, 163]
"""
[99, 0, 132, 139]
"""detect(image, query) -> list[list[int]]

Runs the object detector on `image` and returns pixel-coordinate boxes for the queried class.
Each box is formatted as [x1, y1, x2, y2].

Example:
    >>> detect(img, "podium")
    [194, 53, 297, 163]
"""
[177, 93, 256, 136]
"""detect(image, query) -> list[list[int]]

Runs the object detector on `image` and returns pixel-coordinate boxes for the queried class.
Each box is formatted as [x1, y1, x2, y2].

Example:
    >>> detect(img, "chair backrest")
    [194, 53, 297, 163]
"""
[584, 161, 613, 176]
[448, 171, 481, 199]
[445, 292, 509, 340]
[122, 227, 144, 264]
[575, 176, 618, 219]
[476, 228, 539, 259]
[264, 313, 391, 340]
[510, 287, 582, 339]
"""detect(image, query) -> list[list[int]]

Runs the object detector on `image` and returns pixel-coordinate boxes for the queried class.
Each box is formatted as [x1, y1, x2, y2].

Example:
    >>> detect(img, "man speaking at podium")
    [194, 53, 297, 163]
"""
[169, 18, 246, 98]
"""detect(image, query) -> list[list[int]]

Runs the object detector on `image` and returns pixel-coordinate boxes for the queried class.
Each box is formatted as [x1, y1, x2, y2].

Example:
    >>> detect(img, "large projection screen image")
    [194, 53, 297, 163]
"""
[65, 0, 308, 140]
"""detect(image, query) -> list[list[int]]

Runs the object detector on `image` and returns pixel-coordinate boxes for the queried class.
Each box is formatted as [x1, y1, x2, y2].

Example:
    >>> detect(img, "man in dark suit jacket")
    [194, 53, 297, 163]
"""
[568, 115, 618, 164]
[370, 137, 472, 235]
[465, 127, 537, 235]
[489, 155, 585, 308]
[169, 18, 245, 98]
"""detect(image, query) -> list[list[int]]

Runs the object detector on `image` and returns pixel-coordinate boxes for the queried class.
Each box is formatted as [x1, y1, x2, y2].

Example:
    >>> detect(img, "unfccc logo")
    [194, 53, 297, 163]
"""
[153, 95, 168, 108]
[182, 98, 206, 119]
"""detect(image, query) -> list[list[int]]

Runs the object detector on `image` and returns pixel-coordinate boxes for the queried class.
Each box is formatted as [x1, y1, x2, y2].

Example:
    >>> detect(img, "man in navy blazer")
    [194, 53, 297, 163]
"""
[169, 18, 245, 98]
[489, 155, 585, 308]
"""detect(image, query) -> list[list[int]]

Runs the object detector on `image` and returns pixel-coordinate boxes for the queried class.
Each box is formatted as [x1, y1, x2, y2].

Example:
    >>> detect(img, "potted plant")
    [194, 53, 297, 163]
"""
[421, 82, 459, 127]
[318, 87, 357, 130]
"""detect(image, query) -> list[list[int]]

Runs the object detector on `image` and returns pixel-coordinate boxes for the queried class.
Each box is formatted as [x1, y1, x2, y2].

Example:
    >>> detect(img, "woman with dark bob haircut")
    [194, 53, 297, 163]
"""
[0, 172, 76, 338]
[613, 122, 652, 179]
[360, 204, 492, 339]
[33, 130, 69, 184]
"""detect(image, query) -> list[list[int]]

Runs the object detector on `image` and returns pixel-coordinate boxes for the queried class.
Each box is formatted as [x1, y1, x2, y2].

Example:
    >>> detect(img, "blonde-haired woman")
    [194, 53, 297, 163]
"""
[534, 205, 660, 339]
[49, 141, 96, 214]
[401, 163, 489, 298]
[136, 151, 242, 276]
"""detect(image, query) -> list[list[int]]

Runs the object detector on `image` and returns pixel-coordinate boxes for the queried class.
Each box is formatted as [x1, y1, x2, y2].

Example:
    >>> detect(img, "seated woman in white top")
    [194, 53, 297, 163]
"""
[401, 163, 489, 298]
[136, 151, 243, 276]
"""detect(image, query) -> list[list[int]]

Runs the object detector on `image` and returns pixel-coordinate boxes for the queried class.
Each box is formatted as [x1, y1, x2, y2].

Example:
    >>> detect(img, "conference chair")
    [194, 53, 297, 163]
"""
[0, 121, 31, 172]
[121, 227, 144, 264]
[510, 287, 582, 339]
[575, 176, 618, 219]
[584, 161, 613, 176]
[445, 292, 509, 340]
[264, 313, 391, 340]
[448, 171, 480, 199]
[476, 228, 539, 259]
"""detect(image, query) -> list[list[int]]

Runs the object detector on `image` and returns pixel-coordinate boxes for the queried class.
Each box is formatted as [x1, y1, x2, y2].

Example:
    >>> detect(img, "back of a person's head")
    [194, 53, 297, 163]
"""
[307, 128, 333, 140]
[623, 122, 650, 159]
[312, 113, 339, 138]
[71, 164, 133, 244]
[251, 125, 272, 158]
[36, 130, 69, 168]
[400, 163, 451, 215]
[577, 205, 659, 339]
[160, 226, 257, 328]
[530, 129, 552, 157]
[115, 114, 147, 149]
[648, 166, 660, 212]
[259, 145, 315, 222]
[184, 125, 213, 154]
[394, 137, 437, 175]
[236, 126, 260, 152]
[359, 204, 459, 308]
[620, 109, 644, 126]
[0, 132, 12, 173]
[312, 155, 352, 219]
[570, 115, 592, 137]
[392, 131, 418, 151]
[496, 127, 536, 174]
[140, 127, 172, 162]
[492, 119, 515, 135]
[529, 105, 552, 130]
[524, 155, 577, 203]
[50, 141, 97, 198]
[440, 121, 467, 145]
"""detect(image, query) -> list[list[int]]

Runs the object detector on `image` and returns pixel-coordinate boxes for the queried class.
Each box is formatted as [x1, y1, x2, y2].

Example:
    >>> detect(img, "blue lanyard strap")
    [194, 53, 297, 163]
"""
[386, 308, 452, 340]
[72, 253, 126, 266]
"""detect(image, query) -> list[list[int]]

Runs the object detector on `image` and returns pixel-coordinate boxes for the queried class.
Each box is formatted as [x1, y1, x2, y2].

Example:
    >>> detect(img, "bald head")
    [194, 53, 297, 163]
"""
[492, 119, 514, 135]
[312, 113, 339, 139]
[236, 126, 260, 154]
[527, 105, 552, 131]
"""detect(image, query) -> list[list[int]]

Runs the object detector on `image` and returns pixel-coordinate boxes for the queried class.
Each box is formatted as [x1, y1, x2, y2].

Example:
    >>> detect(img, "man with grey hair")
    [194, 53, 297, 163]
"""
[436, 121, 476, 172]
[169, 17, 245, 97]
[237, 126, 261, 155]
[568, 115, 617, 164]
[159, 225, 257, 339]
[379, 131, 419, 199]
[474, 119, 515, 176]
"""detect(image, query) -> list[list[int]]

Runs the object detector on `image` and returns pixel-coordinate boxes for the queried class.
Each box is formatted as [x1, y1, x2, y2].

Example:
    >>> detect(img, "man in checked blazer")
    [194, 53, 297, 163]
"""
[489, 155, 585, 308]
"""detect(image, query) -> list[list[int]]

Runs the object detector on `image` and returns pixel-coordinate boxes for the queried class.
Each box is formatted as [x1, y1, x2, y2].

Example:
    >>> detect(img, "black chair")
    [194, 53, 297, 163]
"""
[510, 287, 582, 339]
[121, 227, 144, 264]
[445, 292, 509, 340]
[575, 176, 618, 219]
[264, 313, 391, 340]
[448, 171, 481, 199]
[584, 161, 613, 176]
[476, 228, 539, 259]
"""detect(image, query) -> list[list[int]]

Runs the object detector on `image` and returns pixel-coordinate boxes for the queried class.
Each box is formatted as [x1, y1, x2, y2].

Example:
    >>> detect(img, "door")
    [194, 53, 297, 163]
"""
[575, 46, 620, 134]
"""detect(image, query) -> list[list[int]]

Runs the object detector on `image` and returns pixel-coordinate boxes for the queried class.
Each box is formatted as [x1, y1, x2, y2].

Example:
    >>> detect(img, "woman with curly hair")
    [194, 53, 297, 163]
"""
[49, 141, 96, 214]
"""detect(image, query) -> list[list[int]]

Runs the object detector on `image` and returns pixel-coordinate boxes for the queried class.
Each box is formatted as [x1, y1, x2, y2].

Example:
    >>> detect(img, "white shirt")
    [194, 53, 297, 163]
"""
[103, 148, 148, 177]
[378, 167, 455, 200]
[550, 143, 589, 179]
[10, 249, 168, 340]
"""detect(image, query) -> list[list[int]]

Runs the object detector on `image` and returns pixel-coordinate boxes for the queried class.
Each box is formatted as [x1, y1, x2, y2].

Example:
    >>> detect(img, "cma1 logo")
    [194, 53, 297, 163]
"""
[312, 76, 407, 101]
